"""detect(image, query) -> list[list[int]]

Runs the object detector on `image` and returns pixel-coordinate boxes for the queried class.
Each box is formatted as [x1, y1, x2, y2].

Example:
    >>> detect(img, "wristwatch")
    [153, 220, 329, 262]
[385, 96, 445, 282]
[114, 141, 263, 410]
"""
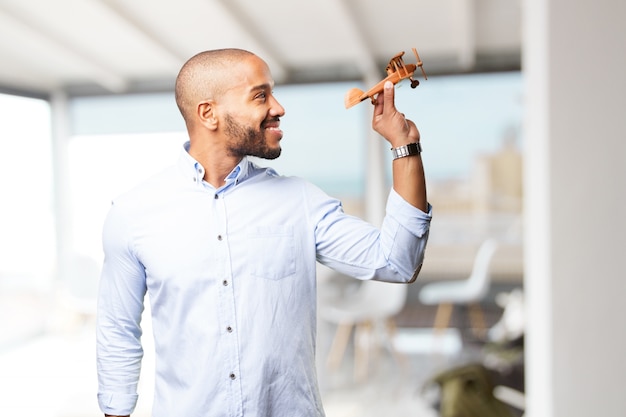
[391, 142, 422, 160]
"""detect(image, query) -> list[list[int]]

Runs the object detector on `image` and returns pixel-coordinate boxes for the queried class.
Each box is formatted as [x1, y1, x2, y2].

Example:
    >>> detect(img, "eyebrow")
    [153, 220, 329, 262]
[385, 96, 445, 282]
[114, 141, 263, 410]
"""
[249, 83, 273, 93]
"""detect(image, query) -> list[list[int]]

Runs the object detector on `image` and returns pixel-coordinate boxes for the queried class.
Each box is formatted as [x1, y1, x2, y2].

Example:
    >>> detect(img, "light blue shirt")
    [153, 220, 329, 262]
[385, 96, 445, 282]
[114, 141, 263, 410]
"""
[97, 142, 431, 417]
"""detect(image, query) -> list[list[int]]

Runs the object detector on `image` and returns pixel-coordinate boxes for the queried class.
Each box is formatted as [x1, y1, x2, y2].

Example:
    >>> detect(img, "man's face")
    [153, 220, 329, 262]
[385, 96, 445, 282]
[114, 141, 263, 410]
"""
[219, 56, 285, 160]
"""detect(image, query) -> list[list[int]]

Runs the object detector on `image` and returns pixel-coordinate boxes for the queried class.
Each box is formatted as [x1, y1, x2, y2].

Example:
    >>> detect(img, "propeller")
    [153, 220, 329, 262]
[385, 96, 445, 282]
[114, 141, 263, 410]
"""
[412, 47, 428, 80]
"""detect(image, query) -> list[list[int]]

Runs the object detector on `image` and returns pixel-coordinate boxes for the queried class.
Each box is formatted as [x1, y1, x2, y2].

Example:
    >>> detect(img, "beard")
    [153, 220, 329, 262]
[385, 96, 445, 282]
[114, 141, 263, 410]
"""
[224, 114, 281, 160]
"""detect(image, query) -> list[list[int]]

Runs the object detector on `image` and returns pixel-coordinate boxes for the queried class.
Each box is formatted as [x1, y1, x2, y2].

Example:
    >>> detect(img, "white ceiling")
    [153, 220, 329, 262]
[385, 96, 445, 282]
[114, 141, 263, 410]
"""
[0, 0, 522, 97]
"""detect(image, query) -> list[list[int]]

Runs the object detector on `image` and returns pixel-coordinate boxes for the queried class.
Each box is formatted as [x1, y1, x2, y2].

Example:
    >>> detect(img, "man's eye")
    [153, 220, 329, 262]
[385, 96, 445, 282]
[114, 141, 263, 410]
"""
[256, 92, 267, 100]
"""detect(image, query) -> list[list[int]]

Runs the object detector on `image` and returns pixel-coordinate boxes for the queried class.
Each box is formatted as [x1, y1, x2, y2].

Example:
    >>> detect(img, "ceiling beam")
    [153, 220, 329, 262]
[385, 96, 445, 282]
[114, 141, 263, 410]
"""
[96, 0, 189, 64]
[212, 0, 287, 82]
[0, 1, 128, 93]
[0, 84, 49, 100]
[333, 0, 379, 84]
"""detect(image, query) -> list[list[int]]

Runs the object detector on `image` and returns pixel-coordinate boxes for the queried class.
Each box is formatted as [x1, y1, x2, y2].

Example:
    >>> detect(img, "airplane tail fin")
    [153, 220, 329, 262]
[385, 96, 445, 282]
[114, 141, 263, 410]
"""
[344, 88, 365, 109]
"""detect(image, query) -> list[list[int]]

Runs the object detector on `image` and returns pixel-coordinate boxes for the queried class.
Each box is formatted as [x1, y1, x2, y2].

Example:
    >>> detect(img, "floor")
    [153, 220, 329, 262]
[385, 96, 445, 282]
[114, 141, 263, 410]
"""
[316, 299, 512, 417]
[318, 327, 470, 417]
[0, 289, 519, 417]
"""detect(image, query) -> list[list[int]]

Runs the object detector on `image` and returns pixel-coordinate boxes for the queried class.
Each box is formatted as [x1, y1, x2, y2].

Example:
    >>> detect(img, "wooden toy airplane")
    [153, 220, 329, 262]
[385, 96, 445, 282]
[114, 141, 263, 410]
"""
[344, 47, 428, 109]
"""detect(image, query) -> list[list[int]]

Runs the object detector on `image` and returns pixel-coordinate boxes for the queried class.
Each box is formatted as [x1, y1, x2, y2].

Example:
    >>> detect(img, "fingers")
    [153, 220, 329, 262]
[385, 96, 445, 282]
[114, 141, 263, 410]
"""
[373, 81, 396, 119]
[382, 80, 397, 115]
[371, 81, 419, 143]
[373, 90, 384, 118]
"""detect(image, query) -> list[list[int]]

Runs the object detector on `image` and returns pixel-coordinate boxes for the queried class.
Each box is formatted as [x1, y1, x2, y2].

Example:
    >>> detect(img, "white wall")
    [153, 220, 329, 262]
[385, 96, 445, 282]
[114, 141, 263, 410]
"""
[524, 1, 626, 416]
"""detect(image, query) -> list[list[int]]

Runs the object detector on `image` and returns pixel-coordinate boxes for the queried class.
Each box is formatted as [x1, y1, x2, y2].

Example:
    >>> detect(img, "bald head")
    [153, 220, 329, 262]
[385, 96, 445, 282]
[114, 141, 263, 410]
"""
[175, 48, 256, 125]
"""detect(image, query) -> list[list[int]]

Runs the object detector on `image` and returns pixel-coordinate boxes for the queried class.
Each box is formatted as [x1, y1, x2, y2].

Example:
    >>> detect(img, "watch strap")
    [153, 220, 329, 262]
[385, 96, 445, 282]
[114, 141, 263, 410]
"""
[391, 142, 422, 160]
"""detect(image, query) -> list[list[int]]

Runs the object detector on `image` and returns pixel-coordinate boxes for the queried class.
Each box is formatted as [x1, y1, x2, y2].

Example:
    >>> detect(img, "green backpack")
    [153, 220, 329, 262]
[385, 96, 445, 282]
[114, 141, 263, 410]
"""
[428, 363, 516, 417]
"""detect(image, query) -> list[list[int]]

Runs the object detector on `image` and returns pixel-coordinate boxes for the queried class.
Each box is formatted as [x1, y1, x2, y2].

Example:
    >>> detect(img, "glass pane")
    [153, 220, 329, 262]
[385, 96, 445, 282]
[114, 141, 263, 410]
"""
[0, 93, 54, 347]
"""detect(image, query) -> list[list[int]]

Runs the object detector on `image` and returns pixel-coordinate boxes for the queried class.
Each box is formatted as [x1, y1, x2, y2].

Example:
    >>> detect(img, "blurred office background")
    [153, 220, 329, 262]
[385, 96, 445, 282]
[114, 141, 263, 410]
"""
[0, 1, 624, 416]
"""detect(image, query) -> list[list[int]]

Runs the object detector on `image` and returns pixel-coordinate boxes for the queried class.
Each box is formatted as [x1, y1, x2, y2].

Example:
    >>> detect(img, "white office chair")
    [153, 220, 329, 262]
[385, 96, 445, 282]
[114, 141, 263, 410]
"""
[319, 277, 408, 381]
[418, 238, 499, 338]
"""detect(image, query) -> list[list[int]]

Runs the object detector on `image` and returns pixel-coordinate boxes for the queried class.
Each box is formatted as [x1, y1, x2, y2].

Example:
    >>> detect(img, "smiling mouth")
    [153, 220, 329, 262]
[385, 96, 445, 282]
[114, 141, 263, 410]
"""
[263, 119, 282, 137]
[262, 118, 280, 129]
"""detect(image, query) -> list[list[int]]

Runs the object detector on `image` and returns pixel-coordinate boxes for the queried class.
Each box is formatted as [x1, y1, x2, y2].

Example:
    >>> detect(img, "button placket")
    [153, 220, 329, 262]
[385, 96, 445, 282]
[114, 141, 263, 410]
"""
[212, 192, 242, 409]
[194, 164, 205, 185]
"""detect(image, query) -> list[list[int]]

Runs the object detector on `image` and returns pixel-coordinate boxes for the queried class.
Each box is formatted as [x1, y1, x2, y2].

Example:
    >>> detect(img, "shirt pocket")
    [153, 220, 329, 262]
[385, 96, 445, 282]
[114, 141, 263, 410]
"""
[248, 226, 296, 280]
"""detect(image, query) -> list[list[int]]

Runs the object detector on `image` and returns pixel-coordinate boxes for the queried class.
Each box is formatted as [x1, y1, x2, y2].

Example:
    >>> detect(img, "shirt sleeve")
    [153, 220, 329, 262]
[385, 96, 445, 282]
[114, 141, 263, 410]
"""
[313, 185, 432, 283]
[380, 188, 432, 282]
[96, 201, 147, 416]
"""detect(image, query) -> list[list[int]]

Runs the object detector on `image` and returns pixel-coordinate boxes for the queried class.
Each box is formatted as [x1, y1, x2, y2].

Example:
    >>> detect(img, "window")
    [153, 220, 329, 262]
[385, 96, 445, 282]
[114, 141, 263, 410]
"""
[0, 93, 54, 347]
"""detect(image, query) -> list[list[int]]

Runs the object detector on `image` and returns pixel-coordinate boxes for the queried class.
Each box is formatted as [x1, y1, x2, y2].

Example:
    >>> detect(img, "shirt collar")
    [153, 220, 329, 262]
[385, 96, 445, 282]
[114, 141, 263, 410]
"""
[178, 141, 251, 189]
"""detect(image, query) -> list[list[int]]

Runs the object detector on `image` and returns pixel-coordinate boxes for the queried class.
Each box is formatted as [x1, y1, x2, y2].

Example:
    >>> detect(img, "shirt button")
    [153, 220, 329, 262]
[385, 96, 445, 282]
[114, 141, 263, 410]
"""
[223, 280, 228, 286]
[229, 373, 236, 380]
[214, 194, 219, 199]
[226, 326, 233, 333]
[217, 235, 223, 241]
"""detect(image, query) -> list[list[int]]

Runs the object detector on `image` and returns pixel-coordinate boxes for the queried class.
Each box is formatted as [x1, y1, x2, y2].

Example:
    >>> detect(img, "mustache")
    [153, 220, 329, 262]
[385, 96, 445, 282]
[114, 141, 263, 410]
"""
[261, 117, 280, 127]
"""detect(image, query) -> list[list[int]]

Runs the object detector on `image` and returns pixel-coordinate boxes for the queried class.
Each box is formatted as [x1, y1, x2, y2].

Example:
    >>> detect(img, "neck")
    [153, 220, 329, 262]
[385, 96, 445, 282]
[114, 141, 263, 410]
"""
[188, 141, 242, 188]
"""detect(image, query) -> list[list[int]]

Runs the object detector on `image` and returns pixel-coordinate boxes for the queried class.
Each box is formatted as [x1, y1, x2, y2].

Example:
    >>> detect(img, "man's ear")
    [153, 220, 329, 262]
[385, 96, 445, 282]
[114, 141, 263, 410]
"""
[197, 100, 218, 130]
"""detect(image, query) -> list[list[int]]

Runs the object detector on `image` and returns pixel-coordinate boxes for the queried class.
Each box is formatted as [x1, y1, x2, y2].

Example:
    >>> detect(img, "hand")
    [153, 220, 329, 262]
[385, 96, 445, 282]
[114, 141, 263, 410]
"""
[372, 81, 420, 147]
[372, 81, 427, 212]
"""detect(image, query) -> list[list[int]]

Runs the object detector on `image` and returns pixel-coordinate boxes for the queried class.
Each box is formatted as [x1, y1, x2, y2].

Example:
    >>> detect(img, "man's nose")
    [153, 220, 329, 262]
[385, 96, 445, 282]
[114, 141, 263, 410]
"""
[269, 95, 285, 117]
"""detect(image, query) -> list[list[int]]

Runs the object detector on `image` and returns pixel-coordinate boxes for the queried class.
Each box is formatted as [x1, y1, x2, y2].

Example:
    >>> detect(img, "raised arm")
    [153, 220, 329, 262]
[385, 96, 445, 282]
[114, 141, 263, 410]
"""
[372, 81, 427, 212]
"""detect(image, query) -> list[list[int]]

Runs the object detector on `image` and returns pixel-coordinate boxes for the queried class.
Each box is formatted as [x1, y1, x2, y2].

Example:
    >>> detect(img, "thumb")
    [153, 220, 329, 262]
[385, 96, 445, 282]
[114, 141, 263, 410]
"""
[383, 81, 397, 114]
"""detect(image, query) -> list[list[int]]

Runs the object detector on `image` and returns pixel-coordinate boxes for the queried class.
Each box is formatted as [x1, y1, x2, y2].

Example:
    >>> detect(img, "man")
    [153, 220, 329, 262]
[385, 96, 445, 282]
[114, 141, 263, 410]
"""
[96, 48, 431, 417]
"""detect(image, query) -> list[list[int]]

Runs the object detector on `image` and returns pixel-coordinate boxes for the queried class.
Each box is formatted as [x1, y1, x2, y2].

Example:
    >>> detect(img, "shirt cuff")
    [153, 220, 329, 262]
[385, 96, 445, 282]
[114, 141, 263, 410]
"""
[387, 189, 432, 237]
[98, 392, 138, 416]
